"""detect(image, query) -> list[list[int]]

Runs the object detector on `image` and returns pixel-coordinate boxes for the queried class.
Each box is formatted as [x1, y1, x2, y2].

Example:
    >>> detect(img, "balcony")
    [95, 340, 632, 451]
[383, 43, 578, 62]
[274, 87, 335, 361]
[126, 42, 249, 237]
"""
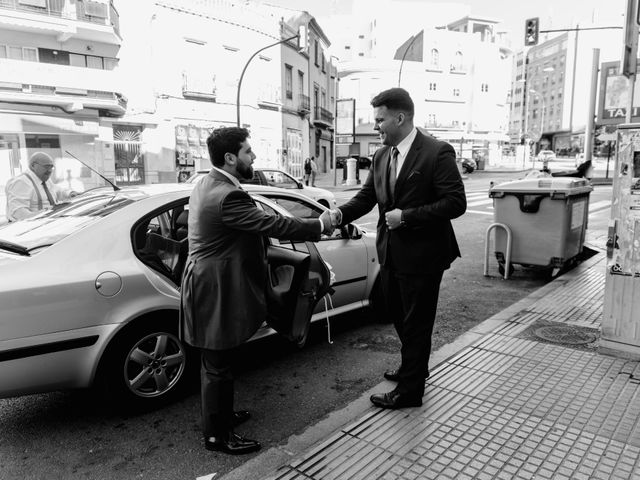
[313, 105, 333, 127]
[0, 58, 126, 115]
[298, 94, 310, 113]
[0, 0, 121, 44]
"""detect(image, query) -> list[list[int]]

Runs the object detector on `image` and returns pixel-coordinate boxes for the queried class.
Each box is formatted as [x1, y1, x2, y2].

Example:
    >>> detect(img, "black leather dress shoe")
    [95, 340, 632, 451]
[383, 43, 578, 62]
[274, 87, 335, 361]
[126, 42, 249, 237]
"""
[383, 369, 401, 381]
[232, 410, 251, 426]
[205, 432, 261, 455]
[370, 390, 422, 409]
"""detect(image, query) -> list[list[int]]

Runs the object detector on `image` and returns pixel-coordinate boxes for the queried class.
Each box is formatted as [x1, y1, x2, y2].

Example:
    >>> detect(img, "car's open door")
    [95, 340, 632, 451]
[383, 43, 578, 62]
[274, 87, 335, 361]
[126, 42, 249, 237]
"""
[265, 240, 331, 347]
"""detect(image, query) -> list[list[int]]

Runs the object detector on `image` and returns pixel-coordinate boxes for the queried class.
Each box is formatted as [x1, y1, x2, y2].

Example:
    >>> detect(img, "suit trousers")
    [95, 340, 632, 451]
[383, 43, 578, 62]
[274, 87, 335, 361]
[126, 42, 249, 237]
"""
[200, 348, 235, 439]
[380, 265, 444, 396]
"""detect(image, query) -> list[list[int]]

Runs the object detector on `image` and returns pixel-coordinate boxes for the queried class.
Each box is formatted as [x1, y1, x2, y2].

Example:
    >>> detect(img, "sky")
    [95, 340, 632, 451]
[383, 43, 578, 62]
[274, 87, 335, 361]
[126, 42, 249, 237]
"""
[260, 0, 626, 49]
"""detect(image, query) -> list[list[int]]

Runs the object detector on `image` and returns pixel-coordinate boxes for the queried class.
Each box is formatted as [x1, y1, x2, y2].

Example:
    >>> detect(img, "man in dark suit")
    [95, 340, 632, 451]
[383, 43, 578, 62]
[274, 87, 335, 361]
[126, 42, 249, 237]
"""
[180, 127, 333, 454]
[333, 88, 466, 409]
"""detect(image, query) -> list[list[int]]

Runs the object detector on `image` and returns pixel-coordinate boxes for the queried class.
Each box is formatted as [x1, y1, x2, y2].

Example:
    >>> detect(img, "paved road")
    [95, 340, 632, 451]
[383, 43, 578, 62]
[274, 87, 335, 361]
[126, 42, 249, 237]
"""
[0, 171, 613, 480]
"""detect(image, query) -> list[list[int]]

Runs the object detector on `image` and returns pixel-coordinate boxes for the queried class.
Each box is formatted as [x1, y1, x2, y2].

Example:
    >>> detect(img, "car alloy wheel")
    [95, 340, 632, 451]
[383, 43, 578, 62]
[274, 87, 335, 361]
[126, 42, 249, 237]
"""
[124, 331, 186, 398]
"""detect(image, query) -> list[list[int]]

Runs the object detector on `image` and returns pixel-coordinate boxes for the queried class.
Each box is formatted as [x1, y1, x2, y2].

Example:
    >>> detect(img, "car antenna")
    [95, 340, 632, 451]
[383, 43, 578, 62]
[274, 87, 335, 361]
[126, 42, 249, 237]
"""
[64, 150, 120, 191]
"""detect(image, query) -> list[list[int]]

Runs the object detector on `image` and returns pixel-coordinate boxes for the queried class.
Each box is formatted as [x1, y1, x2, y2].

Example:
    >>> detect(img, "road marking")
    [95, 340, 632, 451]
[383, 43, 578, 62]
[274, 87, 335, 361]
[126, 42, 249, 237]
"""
[466, 210, 494, 216]
[467, 198, 494, 207]
[590, 200, 610, 212]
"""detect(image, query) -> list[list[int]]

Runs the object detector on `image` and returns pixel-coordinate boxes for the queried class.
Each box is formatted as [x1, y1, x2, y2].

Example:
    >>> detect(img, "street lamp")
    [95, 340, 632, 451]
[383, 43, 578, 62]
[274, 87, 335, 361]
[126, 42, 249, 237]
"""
[330, 55, 340, 187]
[517, 65, 554, 163]
[236, 30, 304, 127]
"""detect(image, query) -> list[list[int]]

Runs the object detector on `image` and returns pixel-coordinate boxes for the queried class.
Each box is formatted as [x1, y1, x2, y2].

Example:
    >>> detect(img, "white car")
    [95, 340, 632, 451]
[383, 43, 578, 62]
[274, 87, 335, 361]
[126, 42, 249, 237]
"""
[186, 167, 336, 208]
[0, 183, 379, 409]
[537, 150, 557, 162]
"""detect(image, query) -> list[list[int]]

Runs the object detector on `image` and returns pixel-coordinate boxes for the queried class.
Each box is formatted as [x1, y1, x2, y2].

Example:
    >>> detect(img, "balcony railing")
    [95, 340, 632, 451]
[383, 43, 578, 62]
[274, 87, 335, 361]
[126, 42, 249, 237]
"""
[0, 0, 121, 37]
[298, 94, 310, 112]
[314, 105, 333, 124]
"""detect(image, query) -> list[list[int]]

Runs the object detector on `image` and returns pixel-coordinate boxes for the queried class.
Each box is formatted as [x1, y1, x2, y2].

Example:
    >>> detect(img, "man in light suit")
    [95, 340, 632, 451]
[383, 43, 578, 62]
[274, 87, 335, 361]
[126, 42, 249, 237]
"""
[333, 88, 466, 409]
[180, 127, 333, 454]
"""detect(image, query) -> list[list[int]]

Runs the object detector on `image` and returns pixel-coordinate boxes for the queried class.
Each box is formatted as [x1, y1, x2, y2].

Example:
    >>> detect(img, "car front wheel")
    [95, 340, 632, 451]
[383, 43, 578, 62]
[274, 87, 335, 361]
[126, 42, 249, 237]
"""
[98, 318, 195, 410]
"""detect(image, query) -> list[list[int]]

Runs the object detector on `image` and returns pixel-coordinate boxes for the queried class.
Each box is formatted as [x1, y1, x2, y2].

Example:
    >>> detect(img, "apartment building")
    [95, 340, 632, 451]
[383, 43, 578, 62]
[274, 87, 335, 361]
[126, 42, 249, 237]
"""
[338, 15, 512, 165]
[508, 26, 622, 156]
[0, 0, 124, 216]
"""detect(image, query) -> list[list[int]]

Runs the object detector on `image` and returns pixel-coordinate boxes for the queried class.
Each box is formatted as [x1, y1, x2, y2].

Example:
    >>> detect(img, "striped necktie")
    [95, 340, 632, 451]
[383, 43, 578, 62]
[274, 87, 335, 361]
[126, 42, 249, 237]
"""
[388, 147, 399, 200]
[41, 181, 56, 207]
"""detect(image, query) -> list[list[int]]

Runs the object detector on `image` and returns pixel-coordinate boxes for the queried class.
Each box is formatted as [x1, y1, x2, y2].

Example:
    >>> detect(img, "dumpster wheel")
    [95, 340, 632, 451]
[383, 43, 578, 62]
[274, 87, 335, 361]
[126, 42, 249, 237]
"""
[498, 262, 514, 277]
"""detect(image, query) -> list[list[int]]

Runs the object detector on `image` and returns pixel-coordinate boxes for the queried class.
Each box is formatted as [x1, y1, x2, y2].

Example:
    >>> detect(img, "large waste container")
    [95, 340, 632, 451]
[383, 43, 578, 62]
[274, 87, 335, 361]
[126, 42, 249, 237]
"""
[489, 177, 593, 274]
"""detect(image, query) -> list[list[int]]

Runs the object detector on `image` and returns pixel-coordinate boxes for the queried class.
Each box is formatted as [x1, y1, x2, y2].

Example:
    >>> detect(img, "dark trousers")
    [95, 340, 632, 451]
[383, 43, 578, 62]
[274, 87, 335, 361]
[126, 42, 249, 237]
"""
[380, 265, 444, 396]
[200, 348, 235, 439]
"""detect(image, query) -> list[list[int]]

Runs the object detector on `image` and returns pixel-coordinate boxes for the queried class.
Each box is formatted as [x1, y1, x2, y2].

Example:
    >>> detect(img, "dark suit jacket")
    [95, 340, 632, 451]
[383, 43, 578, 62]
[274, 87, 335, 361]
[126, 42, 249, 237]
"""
[180, 169, 321, 350]
[340, 130, 466, 274]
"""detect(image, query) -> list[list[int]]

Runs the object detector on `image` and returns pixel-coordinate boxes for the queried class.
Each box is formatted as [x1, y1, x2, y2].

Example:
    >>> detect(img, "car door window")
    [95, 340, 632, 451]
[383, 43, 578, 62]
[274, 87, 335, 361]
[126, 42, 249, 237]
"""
[133, 203, 189, 285]
[264, 195, 343, 241]
[263, 170, 298, 189]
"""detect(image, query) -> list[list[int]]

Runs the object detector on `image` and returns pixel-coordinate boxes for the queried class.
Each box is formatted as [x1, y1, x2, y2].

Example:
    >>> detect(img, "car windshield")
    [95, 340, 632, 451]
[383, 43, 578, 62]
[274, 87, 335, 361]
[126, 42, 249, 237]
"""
[0, 192, 139, 253]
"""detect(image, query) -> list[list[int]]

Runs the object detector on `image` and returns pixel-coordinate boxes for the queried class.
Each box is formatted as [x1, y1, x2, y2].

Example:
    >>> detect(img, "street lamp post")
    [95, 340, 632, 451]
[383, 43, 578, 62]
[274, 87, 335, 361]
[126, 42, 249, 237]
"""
[330, 55, 340, 187]
[236, 34, 299, 127]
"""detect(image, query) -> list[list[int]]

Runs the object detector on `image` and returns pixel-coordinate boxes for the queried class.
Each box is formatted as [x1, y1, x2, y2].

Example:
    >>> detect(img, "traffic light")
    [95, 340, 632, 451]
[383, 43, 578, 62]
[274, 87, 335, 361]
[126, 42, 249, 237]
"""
[524, 17, 539, 46]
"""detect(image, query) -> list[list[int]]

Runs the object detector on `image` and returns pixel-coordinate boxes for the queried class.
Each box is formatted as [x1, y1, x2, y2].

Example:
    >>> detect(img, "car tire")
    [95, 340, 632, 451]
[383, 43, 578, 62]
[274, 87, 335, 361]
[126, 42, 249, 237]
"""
[98, 318, 196, 410]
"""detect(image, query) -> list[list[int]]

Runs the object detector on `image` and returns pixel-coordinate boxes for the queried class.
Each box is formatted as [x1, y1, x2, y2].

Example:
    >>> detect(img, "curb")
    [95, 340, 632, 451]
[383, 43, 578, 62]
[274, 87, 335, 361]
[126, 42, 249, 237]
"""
[219, 250, 606, 480]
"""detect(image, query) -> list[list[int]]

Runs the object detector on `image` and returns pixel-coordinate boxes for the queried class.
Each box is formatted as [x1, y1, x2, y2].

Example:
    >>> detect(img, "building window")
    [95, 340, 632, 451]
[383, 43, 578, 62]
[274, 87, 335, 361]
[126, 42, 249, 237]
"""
[285, 64, 293, 99]
[358, 53, 364, 57]
[430, 48, 439, 68]
[322, 53, 325, 73]
[481, 83, 489, 92]
[427, 113, 436, 125]
[453, 51, 463, 71]
[321, 88, 326, 108]
[429, 83, 437, 91]
[4, 45, 37, 61]
[345, 45, 351, 50]
[453, 88, 460, 96]
[298, 70, 304, 96]
[314, 39, 319, 66]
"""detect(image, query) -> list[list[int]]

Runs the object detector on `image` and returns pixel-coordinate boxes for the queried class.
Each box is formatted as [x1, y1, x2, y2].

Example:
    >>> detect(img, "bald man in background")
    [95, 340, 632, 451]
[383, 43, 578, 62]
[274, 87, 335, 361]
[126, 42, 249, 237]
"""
[5, 152, 78, 222]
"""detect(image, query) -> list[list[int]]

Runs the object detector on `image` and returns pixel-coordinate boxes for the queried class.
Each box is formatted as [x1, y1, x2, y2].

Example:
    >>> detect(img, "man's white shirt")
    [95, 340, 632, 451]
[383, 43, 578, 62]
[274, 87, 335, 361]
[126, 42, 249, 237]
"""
[5, 170, 72, 221]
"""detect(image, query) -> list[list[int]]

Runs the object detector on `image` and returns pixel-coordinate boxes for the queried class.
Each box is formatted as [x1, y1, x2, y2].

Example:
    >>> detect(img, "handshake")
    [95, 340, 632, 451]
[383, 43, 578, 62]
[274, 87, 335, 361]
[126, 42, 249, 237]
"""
[319, 208, 343, 235]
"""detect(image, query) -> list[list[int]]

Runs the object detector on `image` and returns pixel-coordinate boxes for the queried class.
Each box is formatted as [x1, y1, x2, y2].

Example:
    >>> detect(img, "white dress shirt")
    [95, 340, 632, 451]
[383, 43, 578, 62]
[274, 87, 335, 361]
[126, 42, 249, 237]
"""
[392, 127, 418, 179]
[5, 169, 72, 222]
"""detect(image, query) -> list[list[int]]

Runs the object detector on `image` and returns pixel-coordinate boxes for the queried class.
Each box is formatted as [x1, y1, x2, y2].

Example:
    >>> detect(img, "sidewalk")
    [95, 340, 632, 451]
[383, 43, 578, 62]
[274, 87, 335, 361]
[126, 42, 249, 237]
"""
[221, 248, 640, 480]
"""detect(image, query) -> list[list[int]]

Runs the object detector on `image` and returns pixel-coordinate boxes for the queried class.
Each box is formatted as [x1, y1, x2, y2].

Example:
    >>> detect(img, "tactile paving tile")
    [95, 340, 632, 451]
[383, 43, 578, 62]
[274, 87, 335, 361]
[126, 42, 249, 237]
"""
[264, 257, 640, 480]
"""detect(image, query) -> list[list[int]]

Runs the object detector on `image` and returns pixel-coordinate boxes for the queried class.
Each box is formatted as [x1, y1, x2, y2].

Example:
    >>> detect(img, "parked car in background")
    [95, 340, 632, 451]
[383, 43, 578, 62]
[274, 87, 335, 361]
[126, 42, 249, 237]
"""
[187, 167, 336, 208]
[0, 183, 379, 409]
[336, 156, 372, 170]
[537, 150, 557, 162]
[457, 158, 476, 174]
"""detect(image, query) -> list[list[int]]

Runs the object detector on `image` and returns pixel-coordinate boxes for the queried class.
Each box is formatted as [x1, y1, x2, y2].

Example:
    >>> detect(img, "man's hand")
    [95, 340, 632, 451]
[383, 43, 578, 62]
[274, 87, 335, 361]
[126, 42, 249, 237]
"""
[329, 208, 342, 227]
[319, 209, 335, 235]
[385, 208, 404, 230]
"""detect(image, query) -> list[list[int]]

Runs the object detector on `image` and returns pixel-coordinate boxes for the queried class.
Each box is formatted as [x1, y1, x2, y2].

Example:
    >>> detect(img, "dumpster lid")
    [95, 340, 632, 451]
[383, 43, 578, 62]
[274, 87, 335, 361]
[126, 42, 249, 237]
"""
[490, 177, 593, 195]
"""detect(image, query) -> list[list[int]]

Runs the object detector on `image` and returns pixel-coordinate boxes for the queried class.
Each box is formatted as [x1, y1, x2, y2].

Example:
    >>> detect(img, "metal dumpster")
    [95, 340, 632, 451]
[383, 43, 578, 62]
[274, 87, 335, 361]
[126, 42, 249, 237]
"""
[489, 177, 593, 275]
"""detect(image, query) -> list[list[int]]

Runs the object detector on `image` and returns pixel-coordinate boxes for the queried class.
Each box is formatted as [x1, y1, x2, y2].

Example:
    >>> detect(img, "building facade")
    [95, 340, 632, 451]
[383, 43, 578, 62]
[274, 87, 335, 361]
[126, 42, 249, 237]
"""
[508, 26, 623, 156]
[0, 0, 124, 218]
[337, 15, 512, 166]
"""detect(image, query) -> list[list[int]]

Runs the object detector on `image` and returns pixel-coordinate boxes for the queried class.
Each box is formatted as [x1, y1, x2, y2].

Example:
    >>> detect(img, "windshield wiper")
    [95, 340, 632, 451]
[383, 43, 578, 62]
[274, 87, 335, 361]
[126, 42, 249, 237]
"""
[0, 240, 30, 256]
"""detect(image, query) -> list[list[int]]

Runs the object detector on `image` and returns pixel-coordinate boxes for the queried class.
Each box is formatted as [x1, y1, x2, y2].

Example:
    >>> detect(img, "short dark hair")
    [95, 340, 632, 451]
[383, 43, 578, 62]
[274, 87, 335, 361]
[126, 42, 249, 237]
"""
[206, 127, 250, 167]
[370, 87, 414, 117]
